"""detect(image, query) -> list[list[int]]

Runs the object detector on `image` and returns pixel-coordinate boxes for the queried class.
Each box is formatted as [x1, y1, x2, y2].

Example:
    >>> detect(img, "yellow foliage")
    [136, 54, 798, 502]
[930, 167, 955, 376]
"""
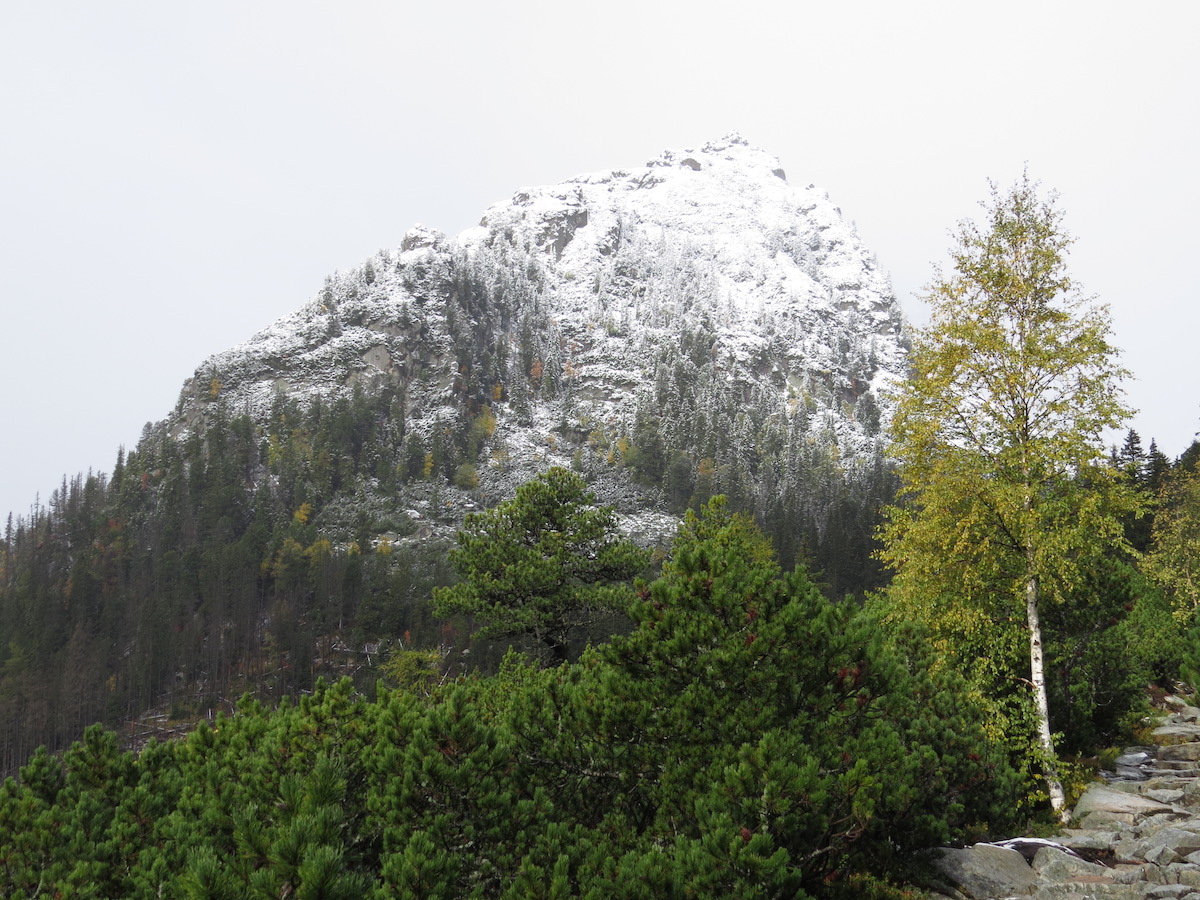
[264, 538, 305, 578]
[615, 436, 631, 465]
[293, 502, 313, 525]
[473, 405, 497, 441]
[305, 538, 332, 561]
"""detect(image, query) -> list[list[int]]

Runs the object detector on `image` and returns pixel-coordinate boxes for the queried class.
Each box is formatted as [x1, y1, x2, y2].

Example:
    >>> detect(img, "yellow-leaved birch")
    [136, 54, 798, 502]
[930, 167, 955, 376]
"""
[878, 174, 1139, 820]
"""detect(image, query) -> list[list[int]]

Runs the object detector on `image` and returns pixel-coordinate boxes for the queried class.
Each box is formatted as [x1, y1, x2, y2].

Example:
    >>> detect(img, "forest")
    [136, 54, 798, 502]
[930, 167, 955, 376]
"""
[2, 177, 1200, 896]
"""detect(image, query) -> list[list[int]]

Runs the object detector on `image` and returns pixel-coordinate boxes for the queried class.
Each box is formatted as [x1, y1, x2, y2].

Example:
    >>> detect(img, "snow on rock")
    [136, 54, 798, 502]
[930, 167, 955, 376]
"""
[168, 134, 909, 523]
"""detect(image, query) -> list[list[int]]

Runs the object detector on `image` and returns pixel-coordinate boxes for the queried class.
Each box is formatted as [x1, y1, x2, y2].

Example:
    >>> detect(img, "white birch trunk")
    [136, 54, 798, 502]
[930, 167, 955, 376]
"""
[1026, 570, 1068, 820]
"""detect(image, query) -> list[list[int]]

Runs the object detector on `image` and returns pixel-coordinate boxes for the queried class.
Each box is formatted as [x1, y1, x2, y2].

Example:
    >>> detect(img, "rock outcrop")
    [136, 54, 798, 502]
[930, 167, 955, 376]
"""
[929, 698, 1200, 899]
[151, 136, 909, 587]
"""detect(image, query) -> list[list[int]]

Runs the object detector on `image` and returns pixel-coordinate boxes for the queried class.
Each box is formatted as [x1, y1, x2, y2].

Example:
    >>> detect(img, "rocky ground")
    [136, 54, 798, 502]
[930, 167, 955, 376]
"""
[928, 697, 1200, 899]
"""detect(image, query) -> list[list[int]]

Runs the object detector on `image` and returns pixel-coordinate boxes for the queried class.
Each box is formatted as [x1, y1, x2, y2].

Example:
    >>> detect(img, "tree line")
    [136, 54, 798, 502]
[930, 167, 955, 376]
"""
[0, 500, 1020, 899]
[0, 388, 459, 778]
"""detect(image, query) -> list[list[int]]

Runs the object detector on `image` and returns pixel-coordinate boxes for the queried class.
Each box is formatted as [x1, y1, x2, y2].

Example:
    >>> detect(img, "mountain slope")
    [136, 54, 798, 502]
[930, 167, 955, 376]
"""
[187, 135, 902, 414]
[0, 136, 908, 774]
[174, 134, 905, 537]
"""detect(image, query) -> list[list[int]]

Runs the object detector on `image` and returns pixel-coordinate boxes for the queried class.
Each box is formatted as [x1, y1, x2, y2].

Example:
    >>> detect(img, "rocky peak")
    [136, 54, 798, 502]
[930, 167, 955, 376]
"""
[167, 138, 907, 582]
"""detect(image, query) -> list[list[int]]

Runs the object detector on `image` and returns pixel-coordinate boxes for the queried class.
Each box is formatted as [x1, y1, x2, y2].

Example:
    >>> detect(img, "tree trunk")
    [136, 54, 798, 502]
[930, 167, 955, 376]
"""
[1026, 570, 1068, 821]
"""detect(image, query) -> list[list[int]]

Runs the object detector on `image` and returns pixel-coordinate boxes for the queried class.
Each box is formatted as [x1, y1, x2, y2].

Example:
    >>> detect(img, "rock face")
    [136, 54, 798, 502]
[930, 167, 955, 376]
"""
[928, 699, 1200, 899]
[154, 135, 909, 580]
[176, 134, 905, 457]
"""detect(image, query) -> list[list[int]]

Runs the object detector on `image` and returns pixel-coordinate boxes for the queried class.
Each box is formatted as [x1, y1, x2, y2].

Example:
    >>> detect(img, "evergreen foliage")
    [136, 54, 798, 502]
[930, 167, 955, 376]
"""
[432, 467, 648, 663]
[1145, 453, 1200, 620]
[0, 389, 457, 777]
[0, 501, 1019, 898]
[1143, 446, 1200, 688]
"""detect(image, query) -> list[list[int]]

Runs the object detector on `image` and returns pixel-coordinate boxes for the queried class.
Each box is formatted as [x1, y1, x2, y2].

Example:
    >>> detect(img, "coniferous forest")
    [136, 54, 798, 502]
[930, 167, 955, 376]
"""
[3, 177, 1200, 896]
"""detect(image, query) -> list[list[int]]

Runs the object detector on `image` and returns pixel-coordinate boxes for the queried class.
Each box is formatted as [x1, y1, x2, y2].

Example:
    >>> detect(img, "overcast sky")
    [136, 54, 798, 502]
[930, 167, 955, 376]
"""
[2, 1, 1197, 520]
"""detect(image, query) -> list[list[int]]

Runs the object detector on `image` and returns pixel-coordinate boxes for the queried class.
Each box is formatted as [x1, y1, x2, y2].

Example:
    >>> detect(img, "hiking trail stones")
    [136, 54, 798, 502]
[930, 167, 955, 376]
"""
[928, 697, 1200, 899]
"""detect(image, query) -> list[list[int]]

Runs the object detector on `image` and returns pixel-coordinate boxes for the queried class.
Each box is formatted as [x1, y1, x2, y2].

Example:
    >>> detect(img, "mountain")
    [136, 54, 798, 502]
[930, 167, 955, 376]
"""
[173, 133, 905, 539]
[0, 135, 907, 774]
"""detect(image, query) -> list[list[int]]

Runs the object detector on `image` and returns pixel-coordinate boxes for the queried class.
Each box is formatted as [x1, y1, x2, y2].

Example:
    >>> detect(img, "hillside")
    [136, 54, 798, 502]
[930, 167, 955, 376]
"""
[0, 136, 907, 773]
[172, 134, 905, 563]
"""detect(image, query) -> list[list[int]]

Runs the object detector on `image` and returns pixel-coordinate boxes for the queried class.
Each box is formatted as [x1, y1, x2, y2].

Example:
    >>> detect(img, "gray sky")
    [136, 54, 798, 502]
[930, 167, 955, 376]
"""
[2, 1, 1197, 520]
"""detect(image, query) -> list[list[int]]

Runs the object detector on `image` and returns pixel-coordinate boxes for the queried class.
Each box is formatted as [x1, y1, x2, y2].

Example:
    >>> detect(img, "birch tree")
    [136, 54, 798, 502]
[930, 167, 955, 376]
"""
[878, 174, 1138, 819]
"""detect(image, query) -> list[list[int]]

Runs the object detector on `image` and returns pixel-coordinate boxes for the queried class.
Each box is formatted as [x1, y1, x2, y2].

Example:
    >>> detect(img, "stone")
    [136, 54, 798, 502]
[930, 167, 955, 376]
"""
[1118, 751, 1153, 768]
[927, 710, 1200, 899]
[1056, 830, 1124, 851]
[1153, 725, 1200, 746]
[1079, 810, 1137, 829]
[1111, 863, 1150, 884]
[1032, 885, 1141, 899]
[1170, 864, 1200, 887]
[1144, 885, 1200, 898]
[1163, 698, 1200, 722]
[995, 837, 1086, 863]
[1117, 764, 1152, 781]
[1032, 845, 1114, 882]
[928, 843, 1038, 898]
[1150, 790, 1191, 804]
[1162, 744, 1200, 762]
[1145, 843, 1185, 865]
[1074, 786, 1182, 823]
[1130, 828, 1200, 865]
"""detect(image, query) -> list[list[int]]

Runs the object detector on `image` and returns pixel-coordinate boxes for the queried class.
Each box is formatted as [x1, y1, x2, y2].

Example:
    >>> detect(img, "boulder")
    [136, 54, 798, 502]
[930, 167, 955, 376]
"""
[1161, 743, 1200, 762]
[1073, 785, 1182, 825]
[928, 843, 1038, 898]
[1032, 883, 1143, 899]
[1127, 826, 1200, 865]
[1143, 886, 1200, 898]
[1153, 725, 1200, 746]
[1032, 845, 1115, 882]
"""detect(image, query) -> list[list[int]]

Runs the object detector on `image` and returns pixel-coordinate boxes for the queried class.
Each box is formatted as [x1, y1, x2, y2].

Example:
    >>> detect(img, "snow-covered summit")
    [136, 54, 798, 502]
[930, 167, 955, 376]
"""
[466, 133, 894, 319]
[173, 136, 908, 514]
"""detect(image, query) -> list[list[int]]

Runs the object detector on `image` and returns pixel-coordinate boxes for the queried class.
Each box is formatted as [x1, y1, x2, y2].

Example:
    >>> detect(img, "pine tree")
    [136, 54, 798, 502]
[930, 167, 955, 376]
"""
[432, 468, 648, 664]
